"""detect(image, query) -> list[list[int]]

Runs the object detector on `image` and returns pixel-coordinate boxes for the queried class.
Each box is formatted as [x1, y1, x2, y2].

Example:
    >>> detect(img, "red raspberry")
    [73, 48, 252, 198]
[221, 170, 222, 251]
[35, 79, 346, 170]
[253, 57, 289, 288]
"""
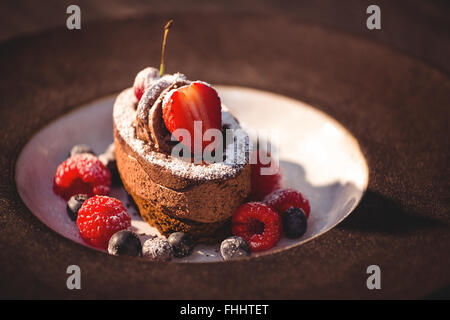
[77, 196, 131, 248]
[263, 188, 311, 218]
[232, 202, 282, 252]
[53, 153, 111, 200]
[249, 149, 282, 201]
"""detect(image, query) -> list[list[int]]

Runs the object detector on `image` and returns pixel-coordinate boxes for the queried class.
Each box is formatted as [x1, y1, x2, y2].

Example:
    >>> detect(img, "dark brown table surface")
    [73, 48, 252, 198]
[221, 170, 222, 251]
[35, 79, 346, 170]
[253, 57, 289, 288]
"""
[0, 0, 449, 299]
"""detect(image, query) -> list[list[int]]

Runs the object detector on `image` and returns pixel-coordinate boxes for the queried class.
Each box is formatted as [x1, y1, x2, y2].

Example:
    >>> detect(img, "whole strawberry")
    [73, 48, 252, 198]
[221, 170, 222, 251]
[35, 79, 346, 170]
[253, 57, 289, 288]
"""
[77, 196, 131, 248]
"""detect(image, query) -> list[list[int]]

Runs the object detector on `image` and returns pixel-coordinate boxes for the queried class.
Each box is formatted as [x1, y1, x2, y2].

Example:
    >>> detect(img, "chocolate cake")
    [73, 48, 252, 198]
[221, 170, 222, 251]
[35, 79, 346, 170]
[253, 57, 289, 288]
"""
[113, 69, 251, 242]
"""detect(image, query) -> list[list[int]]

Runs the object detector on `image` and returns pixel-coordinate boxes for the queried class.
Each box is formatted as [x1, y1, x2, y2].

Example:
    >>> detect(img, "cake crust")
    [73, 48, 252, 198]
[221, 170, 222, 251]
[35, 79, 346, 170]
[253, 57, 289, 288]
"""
[114, 88, 250, 189]
[123, 178, 232, 243]
[113, 87, 251, 234]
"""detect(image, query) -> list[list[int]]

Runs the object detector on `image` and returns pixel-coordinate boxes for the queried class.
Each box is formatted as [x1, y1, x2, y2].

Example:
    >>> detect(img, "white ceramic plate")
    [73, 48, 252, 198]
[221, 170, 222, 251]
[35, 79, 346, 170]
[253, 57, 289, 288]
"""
[15, 86, 369, 262]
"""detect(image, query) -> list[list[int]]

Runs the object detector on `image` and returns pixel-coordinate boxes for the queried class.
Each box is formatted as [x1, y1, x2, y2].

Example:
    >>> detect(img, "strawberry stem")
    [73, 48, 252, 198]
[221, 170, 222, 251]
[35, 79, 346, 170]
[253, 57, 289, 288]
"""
[160, 19, 173, 77]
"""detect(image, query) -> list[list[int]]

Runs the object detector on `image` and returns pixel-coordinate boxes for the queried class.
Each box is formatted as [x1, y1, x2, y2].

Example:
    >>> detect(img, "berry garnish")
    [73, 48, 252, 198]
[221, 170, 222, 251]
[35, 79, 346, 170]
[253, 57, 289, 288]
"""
[142, 237, 173, 261]
[159, 20, 173, 77]
[53, 153, 111, 200]
[69, 144, 95, 157]
[282, 207, 308, 239]
[162, 81, 222, 153]
[249, 148, 282, 201]
[76, 196, 131, 248]
[167, 232, 195, 258]
[133, 67, 159, 102]
[231, 202, 282, 252]
[108, 230, 142, 257]
[220, 236, 251, 260]
[66, 194, 88, 221]
[133, 20, 173, 101]
[263, 188, 311, 218]
[99, 143, 120, 185]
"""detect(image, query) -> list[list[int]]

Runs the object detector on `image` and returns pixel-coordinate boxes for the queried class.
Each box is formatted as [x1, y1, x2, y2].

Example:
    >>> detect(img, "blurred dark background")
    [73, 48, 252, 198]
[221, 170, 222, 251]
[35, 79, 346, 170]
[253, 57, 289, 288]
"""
[0, 0, 449, 300]
[1, 0, 449, 73]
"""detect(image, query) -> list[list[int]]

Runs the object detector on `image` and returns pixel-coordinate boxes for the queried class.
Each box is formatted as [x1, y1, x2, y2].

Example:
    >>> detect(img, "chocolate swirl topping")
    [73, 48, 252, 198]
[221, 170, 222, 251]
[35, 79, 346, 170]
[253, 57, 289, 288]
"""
[135, 73, 190, 153]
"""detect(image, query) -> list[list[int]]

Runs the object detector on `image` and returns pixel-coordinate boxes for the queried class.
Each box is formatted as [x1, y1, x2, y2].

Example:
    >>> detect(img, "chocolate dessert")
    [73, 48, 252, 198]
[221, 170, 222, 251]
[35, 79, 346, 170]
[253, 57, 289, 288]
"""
[113, 69, 251, 242]
[49, 20, 308, 258]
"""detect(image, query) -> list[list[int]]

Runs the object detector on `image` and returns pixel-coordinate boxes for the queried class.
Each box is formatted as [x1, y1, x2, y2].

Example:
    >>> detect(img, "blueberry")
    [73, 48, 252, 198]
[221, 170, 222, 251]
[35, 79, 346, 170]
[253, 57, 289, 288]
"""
[99, 143, 120, 184]
[108, 230, 142, 257]
[66, 194, 88, 221]
[282, 207, 307, 239]
[142, 237, 173, 261]
[220, 236, 251, 260]
[168, 232, 195, 258]
[69, 144, 95, 157]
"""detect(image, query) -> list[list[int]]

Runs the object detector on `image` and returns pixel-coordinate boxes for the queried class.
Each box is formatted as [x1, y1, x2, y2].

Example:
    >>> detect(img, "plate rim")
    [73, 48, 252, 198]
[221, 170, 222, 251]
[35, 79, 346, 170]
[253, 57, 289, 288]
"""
[14, 85, 370, 263]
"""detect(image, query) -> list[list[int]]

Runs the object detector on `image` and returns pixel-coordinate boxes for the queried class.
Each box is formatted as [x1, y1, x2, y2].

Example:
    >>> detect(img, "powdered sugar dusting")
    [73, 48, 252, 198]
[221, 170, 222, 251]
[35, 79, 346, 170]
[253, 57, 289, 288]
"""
[136, 73, 188, 121]
[114, 88, 249, 182]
